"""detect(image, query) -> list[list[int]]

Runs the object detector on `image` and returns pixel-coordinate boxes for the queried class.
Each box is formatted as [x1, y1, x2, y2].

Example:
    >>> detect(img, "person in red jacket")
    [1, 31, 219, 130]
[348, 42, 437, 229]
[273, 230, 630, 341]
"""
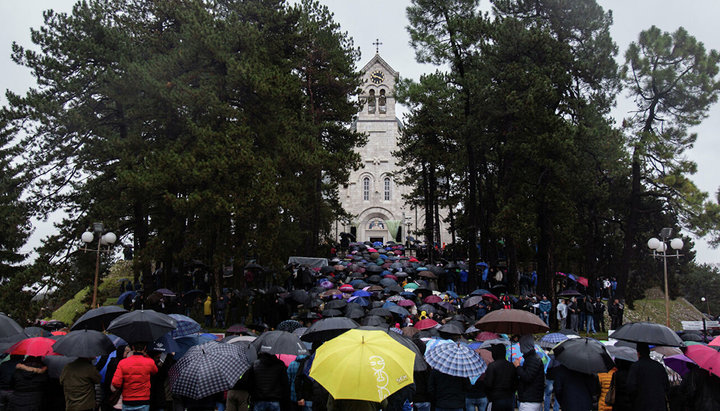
[112, 343, 158, 411]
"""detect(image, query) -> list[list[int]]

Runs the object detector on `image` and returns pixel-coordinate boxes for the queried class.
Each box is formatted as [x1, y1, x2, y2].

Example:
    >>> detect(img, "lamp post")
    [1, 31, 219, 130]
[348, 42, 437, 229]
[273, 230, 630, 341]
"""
[647, 228, 683, 328]
[702, 296, 711, 317]
[81, 223, 117, 308]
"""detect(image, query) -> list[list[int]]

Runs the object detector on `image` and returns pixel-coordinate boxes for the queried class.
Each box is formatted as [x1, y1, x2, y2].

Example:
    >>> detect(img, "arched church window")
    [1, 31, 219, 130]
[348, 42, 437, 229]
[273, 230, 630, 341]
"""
[362, 177, 370, 201]
[379, 89, 387, 114]
[368, 89, 376, 114]
[384, 177, 391, 201]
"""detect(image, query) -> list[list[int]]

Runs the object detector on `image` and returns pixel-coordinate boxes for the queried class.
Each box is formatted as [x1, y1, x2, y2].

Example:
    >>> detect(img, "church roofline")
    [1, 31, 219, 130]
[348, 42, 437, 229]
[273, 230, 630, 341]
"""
[361, 54, 399, 77]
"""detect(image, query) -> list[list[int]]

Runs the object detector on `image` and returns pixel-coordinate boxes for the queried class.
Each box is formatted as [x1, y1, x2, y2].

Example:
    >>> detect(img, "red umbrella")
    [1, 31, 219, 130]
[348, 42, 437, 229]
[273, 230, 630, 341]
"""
[414, 318, 439, 330]
[6, 337, 57, 356]
[338, 284, 354, 292]
[481, 293, 499, 302]
[384, 274, 398, 281]
[476, 331, 500, 342]
[708, 336, 720, 347]
[424, 295, 442, 304]
[686, 345, 720, 378]
[576, 276, 589, 287]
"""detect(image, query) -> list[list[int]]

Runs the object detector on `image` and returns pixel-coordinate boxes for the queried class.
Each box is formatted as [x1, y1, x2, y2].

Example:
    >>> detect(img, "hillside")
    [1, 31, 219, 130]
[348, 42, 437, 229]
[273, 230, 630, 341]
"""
[622, 287, 705, 330]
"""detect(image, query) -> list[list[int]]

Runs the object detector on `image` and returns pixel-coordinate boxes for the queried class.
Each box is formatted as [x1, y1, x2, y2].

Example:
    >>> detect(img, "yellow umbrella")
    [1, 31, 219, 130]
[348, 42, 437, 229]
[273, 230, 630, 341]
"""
[309, 329, 415, 402]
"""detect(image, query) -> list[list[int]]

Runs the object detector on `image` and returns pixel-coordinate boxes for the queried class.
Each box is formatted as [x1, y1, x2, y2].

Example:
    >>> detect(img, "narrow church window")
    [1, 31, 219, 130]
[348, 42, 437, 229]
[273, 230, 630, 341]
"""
[384, 177, 391, 200]
[363, 177, 370, 201]
[379, 89, 387, 114]
[368, 90, 376, 114]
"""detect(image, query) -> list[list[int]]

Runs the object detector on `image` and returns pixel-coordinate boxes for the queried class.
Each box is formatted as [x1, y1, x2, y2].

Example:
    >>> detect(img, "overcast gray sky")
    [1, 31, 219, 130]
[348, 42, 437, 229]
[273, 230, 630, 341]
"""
[3, 0, 719, 264]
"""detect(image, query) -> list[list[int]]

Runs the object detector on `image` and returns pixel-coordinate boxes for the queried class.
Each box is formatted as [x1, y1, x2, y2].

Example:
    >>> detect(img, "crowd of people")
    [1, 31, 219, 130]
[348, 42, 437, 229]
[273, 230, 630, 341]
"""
[1, 241, 717, 411]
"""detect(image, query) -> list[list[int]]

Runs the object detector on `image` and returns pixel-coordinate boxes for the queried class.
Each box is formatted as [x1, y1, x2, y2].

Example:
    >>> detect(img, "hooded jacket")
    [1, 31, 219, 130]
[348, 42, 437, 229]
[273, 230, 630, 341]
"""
[516, 336, 545, 403]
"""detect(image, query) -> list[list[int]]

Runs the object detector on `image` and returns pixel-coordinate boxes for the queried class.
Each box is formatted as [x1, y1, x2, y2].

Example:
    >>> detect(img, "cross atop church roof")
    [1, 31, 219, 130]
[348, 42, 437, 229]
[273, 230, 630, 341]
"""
[372, 38, 383, 54]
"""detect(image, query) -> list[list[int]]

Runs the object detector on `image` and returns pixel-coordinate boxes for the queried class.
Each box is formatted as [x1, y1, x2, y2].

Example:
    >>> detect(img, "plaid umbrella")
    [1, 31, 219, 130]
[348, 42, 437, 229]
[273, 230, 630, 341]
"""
[539, 333, 569, 349]
[169, 341, 250, 400]
[169, 314, 202, 338]
[424, 341, 487, 377]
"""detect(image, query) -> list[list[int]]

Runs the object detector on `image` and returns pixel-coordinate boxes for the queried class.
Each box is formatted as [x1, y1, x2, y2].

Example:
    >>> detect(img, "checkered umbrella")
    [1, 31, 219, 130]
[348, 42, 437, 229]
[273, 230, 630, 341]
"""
[169, 341, 250, 400]
[169, 314, 202, 338]
[539, 332, 569, 349]
[424, 341, 487, 377]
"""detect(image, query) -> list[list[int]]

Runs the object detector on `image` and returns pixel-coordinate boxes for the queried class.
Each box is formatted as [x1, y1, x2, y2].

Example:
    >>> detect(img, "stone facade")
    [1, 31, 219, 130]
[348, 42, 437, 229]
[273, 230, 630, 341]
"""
[335, 54, 446, 245]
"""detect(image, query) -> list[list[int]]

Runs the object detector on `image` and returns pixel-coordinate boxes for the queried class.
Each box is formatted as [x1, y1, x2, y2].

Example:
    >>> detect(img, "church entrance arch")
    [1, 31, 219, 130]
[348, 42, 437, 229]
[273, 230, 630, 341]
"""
[356, 207, 396, 244]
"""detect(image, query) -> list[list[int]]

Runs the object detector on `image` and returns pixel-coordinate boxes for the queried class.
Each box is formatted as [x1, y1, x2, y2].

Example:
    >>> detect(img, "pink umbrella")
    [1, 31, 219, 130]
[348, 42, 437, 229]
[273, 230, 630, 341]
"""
[686, 345, 720, 378]
[424, 295, 442, 304]
[276, 354, 297, 367]
[709, 335, 720, 347]
[414, 318, 438, 330]
[398, 299, 415, 307]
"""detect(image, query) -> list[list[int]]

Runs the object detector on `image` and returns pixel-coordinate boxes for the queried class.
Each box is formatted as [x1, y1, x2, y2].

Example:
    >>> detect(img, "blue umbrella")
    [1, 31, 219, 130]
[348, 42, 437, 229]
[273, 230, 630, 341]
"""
[173, 334, 217, 358]
[424, 342, 487, 377]
[444, 291, 459, 299]
[539, 333, 569, 349]
[116, 291, 136, 305]
[352, 290, 372, 298]
[169, 314, 202, 338]
[347, 297, 369, 307]
[386, 305, 410, 318]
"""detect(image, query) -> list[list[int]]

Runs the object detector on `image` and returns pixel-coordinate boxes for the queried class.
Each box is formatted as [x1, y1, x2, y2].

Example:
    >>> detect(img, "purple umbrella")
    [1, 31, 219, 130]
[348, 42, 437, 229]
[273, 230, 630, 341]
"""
[663, 354, 693, 377]
[397, 299, 415, 307]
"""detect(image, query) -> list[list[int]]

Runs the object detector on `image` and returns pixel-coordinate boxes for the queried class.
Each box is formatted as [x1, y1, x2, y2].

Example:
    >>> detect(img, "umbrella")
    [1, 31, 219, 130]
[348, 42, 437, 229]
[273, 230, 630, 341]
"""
[107, 309, 177, 343]
[386, 305, 410, 318]
[386, 331, 427, 371]
[475, 309, 549, 335]
[321, 309, 343, 317]
[169, 341, 250, 400]
[553, 338, 615, 374]
[116, 291, 137, 305]
[397, 299, 415, 307]
[379, 278, 397, 288]
[403, 283, 419, 290]
[538, 333, 569, 349]
[277, 320, 303, 333]
[326, 300, 348, 310]
[155, 288, 176, 297]
[24, 326, 51, 337]
[438, 322, 464, 336]
[223, 335, 257, 345]
[414, 318, 438, 331]
[463, 296, 484, 308]
[418, 271, 437, 279]
[0, 333, 28, 353]
[251, 331, 309, 356]
[43, 355, 77, 379]
[611, 322, 683, 347]
[470, 289, 492, 296]
[663, 354, 693, 377]
[424, 295, 442, 304]
[557, 289, 583, 297]
[288, 290, 311, 305]
[605, 345, 638, 363]
[417, 304, 437, 315]
[301, 317, 359, 343]
[168, 314, 202, 338]
[6, 337, 57, 356]
[226, 324, 255, 335]
[309, 329, 415, 402]
[424, 341, 487, 377]
[0, 314, 24, 338]
[353, 290, 373, 298]
[709, 335, 720, 347]
[685, 344, 720, 378]
[481, 293, 500, 302]
[71, 306, 128, 331]
[362, 316, 388, 328]
[52, 329, 115, 357]
[475, 331, 500, 342]
[506, 342, 551, 372]
[438, 302, 456, 312]
[368, 307, 392, 317]
[651, 346, 682, 357]
[681, 333, 704, 342]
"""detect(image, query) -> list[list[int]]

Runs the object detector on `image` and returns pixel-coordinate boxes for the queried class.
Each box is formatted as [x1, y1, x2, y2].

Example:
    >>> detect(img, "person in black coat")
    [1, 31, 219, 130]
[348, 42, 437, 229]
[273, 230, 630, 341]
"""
[627, 343, 669, 411]
[428, 369, 465, 409]
[246, 352, 290, 409]
[484, 344, 517, 411]
[612, 359, 633, 411]
[553, 364, 599, 411]
[9, 356, 48, 411]
[514, 335, 545, 408]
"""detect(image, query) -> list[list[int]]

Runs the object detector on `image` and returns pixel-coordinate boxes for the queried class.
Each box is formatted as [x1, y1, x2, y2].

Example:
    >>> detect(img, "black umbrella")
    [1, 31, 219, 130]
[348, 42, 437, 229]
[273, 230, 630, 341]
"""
[71, 306, 128, 331]
[386, 330, 428, 371]
[344, 305, 365, 320]
[611, 322, 684, 347]
[366, 265, 383, 274]
[24, 326, 51, 338]
[380, 278, 397, 287]
[300, 317, 359, 343]
[367, 275, 382, 284]
[418, 304, 437, 315]
[553, 338, 615, 374]
[107, 309, 177, 343]
[267, 285, 286, 294]
[289, 290, 311, 305]
[0, 333, 27, 353]
[53, 329, 115, 358]
[43, 355, 78, 379]
[387, 305, 410, 318]
[251, 330, 308, 356]
[384, 284, 404, 294]
[321, 309, 343, 317]
[326, 300, 347, 310]
[680, 332, 704, 342]
[361, 316, 388, 327]
[0, 314, 23, 338]
[438, 322, 464, 336]
[369, 308, 392, 317]
[558, 289, 583, 297]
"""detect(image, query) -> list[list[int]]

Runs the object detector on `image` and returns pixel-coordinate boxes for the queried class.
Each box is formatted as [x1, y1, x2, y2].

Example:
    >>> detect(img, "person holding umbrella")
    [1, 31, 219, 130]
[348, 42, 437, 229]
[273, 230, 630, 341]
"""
[626, 343, 669, 411]
[514, 335, 545, 411]
[111, 342, 158, 411]
[59, 357, 101, 411]
[245, 351, 290, 411]
[484, 344, 517, 411]
[8, 356, 49, 411]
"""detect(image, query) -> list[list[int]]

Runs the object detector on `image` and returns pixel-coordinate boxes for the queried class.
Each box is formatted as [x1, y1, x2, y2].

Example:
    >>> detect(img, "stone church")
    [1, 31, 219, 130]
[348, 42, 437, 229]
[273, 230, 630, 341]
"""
[335, 53, 448, 245]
